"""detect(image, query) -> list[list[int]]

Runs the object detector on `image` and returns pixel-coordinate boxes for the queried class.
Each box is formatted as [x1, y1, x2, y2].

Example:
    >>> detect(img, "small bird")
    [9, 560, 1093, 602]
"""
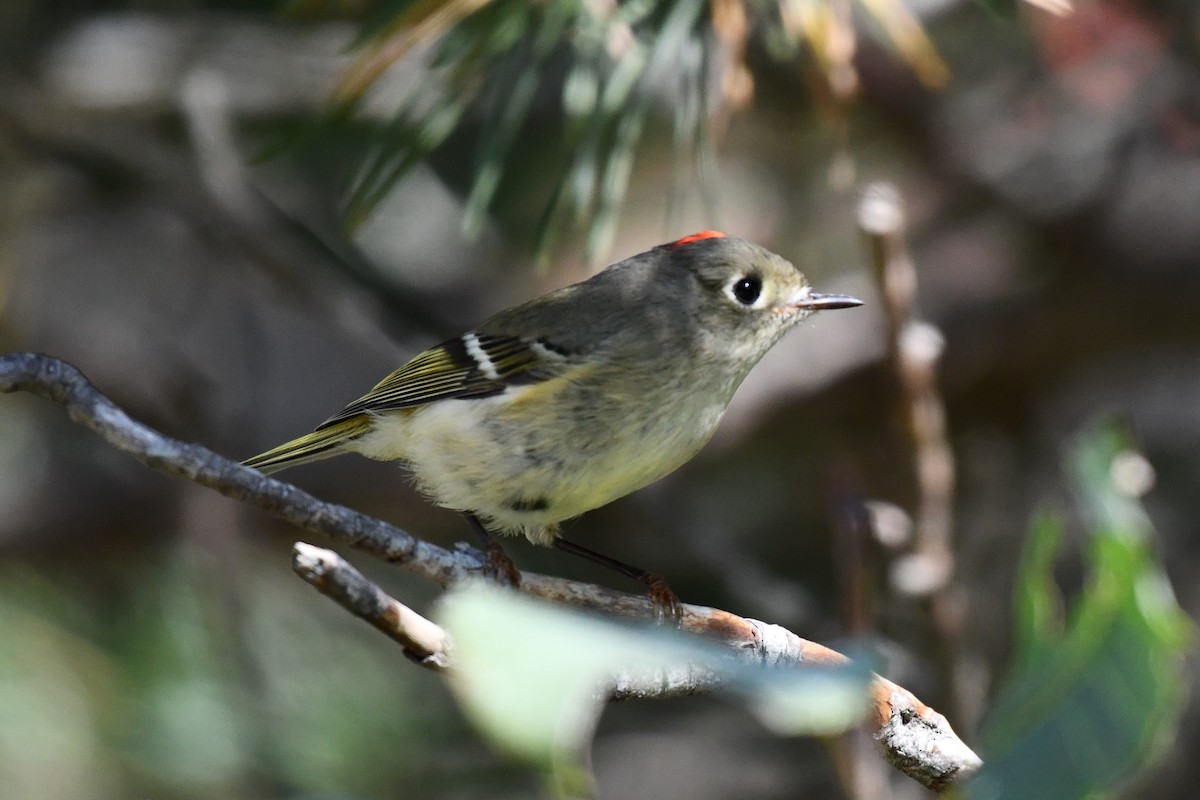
[244, 231, 861, 612]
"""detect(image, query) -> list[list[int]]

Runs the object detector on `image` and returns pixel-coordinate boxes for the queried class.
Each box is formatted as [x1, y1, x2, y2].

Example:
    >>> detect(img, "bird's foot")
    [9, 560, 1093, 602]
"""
[551, 536, 684, 624]
[643, 573, 683, 625]
[481, 539, 522, 589]
[463, 512, 521, 588]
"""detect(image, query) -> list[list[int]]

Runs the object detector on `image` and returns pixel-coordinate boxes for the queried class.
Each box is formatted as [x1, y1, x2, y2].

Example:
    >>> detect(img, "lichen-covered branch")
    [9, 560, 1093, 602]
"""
[0, 351, 982, 791]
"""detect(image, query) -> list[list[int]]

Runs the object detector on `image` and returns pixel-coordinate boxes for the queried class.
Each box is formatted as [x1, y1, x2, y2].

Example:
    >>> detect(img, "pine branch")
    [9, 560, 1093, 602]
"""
[0, 351, 981, 792]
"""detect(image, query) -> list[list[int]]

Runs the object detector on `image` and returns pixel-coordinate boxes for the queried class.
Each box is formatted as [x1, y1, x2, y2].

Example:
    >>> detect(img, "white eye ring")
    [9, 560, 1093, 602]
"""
[726, 275, 767, 308]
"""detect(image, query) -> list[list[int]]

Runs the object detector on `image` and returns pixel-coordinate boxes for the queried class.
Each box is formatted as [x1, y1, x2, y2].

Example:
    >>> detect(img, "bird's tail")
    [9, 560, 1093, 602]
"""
[242, 416, 372, 475]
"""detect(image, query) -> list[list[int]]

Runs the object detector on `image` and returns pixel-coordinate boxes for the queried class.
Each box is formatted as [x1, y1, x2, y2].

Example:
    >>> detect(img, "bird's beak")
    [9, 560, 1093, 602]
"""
[790, 291, 863, 311]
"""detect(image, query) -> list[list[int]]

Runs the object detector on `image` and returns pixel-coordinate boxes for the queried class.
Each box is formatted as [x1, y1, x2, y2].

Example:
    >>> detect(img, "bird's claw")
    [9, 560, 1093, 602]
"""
[481, 539, 522, 588]
[645, 573, 683, 625]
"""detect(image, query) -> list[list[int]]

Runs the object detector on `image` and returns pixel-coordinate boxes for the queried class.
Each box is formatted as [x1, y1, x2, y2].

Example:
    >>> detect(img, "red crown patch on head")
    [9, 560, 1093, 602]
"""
[668, 230, 727, 248]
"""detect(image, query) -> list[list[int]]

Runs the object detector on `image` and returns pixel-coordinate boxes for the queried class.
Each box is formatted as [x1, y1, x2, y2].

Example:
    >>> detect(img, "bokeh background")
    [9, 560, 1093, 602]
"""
[1, 1, 1198, 798]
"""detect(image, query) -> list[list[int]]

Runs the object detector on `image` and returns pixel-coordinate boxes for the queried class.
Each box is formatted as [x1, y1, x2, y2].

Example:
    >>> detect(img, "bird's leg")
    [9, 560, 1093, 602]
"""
[464, 513, 521, 588]
[552, 538, 682, 623]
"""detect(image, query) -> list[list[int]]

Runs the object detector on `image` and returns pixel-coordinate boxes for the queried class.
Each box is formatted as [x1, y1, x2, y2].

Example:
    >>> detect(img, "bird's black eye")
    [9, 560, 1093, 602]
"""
[732, 275, 762, 305]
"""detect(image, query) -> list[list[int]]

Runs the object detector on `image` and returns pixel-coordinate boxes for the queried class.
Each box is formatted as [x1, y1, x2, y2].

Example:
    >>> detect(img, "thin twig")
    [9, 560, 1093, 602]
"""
[826, 464, 892, 799]
[0, 351, 981, 791]
[292, 542, 451, 668]
[291, 541, 730, 700]
[859, 183, 970, 728]
[859, 182, 956, 595]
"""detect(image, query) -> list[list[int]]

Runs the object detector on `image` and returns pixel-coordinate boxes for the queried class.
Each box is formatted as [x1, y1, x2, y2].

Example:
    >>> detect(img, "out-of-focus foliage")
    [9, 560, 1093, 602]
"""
[0, 549, 532, 800]
[4, 0, 1200, 795]
[971, 423, 1192, 800]
[292, 0, 949, 262]
[439, 583, 871, 796]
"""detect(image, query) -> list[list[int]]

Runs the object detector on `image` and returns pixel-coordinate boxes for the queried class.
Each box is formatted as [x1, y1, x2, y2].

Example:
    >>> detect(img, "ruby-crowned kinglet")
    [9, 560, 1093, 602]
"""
[244, 232, 861, 603]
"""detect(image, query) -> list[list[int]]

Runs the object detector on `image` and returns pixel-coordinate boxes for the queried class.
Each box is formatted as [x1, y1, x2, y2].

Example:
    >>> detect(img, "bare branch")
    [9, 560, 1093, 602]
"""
[859, 182, 956, 596]
[0, 351, 981, 791]
[859, 182, 975, 732]
[292, 542, 451, 669]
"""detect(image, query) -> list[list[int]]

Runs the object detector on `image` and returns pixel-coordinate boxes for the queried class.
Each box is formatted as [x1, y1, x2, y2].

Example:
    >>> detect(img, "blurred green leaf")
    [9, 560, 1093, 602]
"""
[746, 663, 874, 737]
[438, 584, 871, 797]
[971, 422, 1192, 800]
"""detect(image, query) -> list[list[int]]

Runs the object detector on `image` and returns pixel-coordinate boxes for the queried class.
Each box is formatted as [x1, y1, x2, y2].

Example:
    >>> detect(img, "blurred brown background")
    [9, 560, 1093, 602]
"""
[1, 1, 1198, 798]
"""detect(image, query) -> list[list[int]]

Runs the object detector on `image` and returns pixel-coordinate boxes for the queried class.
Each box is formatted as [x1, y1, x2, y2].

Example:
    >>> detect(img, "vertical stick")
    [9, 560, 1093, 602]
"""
[858, 182, 968, 727]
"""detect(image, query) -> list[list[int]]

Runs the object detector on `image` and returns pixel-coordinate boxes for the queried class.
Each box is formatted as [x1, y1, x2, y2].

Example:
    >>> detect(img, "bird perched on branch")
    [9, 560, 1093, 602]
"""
[244, 231, 862, 616]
